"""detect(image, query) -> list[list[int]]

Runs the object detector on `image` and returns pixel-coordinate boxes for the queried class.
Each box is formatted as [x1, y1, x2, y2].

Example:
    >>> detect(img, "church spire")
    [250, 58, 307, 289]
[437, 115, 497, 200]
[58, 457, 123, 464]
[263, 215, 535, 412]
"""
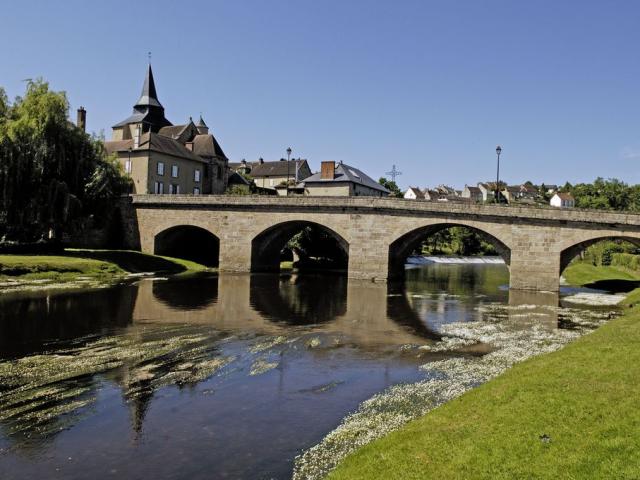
[135, 64, 162, 109]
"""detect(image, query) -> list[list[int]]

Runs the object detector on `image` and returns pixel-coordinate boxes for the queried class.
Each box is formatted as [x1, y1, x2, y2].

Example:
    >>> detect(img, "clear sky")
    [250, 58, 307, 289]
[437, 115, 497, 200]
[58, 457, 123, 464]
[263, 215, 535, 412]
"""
[1, 0, 639, 189]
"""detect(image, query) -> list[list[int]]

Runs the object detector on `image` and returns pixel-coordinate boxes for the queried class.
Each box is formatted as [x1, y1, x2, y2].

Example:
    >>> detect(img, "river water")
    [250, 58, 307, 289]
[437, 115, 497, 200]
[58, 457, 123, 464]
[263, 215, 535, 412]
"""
[0, 264, 618, 479]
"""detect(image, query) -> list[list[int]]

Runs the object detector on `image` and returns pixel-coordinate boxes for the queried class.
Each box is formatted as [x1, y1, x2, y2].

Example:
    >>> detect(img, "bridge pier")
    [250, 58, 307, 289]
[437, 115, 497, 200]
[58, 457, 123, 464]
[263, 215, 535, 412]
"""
[509, 245, 561, 292]
[218, 233, 252, 273]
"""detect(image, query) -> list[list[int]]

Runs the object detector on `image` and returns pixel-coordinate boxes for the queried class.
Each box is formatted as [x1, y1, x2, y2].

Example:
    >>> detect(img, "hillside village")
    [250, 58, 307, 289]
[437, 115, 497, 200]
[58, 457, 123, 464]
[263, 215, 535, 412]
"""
[97, 64, 575, 208]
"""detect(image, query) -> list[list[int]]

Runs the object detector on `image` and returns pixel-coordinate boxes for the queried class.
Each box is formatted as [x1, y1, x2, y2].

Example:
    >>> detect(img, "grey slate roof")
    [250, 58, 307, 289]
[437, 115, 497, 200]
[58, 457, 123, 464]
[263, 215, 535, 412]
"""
[250, 160, 303, 177]
[196, 115, 207, 128]
[112, 64, 172, 130]
[135, 64, 163, 108]
[158, 124, 189, 139]
[302, 162, 390, 194]
[193, 134, 227, 159]
[105, 132, 206, 163]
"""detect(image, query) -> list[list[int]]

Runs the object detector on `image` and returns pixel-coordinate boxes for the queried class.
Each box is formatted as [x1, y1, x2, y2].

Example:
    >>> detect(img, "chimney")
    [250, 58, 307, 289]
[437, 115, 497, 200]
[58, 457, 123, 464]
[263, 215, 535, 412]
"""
[321, 161, 335, 180]
[77, 107, 86, 132]
[133, 124, 141, 148]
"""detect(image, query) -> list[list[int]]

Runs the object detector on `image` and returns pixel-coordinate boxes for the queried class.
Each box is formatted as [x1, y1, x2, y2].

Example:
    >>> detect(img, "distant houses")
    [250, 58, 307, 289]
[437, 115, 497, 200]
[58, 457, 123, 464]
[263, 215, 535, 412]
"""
[292, 161, 390, 197]
[550, 192, 575, 208]
[403, 181, 569, 207]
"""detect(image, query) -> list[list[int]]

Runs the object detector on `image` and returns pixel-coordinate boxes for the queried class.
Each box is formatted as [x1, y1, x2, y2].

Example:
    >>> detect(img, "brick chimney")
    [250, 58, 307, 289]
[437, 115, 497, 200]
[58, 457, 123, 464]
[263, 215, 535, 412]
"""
[77, 107, 86, 132]
[321, 161, 335, 180]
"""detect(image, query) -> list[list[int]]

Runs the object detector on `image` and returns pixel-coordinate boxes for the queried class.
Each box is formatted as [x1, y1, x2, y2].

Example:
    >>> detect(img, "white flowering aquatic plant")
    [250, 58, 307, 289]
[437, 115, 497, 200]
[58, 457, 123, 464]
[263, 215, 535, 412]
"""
[292, 302, 615, 480]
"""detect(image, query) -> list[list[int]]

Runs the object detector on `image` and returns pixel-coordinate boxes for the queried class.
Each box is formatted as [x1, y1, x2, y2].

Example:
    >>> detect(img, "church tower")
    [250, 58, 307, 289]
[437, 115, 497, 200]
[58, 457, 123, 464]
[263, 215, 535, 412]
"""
[111, 64, 172, 141]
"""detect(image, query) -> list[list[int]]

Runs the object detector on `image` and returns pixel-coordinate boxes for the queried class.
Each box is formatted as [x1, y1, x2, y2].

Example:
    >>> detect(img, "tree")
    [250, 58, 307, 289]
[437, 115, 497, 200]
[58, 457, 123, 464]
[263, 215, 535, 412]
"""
[0, 79, 129, 242]
[378, 177, 402, 197]
[286, 225, 347, 268]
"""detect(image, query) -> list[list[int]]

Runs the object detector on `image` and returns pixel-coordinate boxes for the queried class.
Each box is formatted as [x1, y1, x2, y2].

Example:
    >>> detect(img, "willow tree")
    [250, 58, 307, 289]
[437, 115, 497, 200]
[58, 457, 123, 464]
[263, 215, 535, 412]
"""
[0, 80, 128, 243]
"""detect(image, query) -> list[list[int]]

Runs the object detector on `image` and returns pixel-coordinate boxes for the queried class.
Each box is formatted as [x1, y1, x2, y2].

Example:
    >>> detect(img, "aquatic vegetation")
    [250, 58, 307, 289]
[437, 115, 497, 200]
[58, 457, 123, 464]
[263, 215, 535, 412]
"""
[249, 358, 280, 376]
[249, 335, 287, 353]
[562, 292, 625, 306]
[0, 325, 236, 440]
[292, 304, 613, 480]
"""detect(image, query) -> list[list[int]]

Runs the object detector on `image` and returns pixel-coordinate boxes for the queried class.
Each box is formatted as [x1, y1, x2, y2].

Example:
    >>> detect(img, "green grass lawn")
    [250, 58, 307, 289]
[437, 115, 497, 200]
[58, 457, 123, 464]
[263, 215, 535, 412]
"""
[329, 262, 640, 479]
[563, 261, 640, 286]
[0, 249, 211, 285]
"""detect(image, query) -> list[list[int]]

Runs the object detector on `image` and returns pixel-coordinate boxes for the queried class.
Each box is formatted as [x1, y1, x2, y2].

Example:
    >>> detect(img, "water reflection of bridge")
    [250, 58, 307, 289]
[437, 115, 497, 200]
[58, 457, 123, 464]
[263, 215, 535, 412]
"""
[135, 273, 561, 341]
[0, 270, 567, 464]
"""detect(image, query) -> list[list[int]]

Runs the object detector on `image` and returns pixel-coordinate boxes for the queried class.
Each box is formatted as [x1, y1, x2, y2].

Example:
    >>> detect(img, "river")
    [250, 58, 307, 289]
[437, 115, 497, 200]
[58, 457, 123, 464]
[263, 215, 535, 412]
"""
[0, 263, 619, 479]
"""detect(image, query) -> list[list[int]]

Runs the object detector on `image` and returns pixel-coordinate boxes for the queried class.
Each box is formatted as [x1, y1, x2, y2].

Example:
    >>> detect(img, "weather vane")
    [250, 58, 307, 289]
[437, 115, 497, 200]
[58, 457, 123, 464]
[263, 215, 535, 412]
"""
[148, 51, 152, 63]
[386, 164, 402, 182]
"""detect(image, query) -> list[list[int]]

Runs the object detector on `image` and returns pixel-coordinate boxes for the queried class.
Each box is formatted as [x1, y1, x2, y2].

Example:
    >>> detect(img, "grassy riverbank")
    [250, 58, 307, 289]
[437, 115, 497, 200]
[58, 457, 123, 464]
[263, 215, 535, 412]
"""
[0, 249, 211, 291]
[329, 263, 640, 479]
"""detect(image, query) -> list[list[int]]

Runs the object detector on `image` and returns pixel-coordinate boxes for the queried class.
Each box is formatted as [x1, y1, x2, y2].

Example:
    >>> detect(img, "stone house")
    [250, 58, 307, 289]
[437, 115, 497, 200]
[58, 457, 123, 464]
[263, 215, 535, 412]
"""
[236, 159, 312, 191]
[296, 161, 390, 197]
[550, 192, 575, 208]
[105, 65, 228, 195]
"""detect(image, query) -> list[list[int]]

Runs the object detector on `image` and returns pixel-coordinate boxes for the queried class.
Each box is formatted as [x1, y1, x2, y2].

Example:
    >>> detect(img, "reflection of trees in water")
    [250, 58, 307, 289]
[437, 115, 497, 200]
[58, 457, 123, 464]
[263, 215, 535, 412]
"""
[386, 280, 442, 340]
[0, 285, 138, 358]
[152, 275, 218, 310]
[404, 264, 508, 299]
[0, 323, 234, 449]
[250, 274, 347, 324]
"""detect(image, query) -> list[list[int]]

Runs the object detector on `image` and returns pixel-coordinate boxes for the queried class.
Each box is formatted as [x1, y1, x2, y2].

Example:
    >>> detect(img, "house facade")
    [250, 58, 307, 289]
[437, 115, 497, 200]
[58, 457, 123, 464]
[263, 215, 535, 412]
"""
[550, 192, 575, 208]
[461, 185, 483, 202]
[297, 161, 390, 197]
[248, 159, 312, 191]
[404, 187, 425, 200]
[105, 65, 228, 195]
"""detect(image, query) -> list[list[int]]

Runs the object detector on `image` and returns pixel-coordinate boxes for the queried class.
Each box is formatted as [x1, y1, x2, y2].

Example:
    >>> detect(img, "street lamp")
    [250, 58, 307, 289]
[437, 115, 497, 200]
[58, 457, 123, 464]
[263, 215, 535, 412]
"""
[286, 147, 292, 196]
[495, 145, 502, 204]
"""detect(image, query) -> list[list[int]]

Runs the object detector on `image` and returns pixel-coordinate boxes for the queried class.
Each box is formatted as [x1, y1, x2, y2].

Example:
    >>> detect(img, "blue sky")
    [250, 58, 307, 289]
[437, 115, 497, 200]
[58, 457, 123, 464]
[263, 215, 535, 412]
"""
[1, 0, 639, 188]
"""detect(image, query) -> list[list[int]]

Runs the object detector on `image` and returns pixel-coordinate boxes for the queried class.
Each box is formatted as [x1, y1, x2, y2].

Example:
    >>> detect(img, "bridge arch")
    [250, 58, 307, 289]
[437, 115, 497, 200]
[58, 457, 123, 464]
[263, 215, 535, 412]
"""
[559, 234, 640, 275]
[251, 220, 349, 273]
[154, 225, 220, 267]
[387, 223, 511, 279]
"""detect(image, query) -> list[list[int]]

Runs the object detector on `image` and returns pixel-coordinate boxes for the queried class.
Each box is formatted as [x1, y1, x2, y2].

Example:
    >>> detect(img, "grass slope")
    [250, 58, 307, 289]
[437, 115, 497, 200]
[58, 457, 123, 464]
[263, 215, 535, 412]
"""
[330, 263, 640, 479]
[330, 311, 640, 479]
[0, 249, 210, 285]
[563, 262, 640, 286]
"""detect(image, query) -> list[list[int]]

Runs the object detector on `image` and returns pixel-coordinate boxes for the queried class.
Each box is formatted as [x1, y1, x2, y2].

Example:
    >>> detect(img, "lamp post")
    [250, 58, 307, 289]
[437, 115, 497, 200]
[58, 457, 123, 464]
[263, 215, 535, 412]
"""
[286, 147, 292, 196]
[495, 145, 502, 203]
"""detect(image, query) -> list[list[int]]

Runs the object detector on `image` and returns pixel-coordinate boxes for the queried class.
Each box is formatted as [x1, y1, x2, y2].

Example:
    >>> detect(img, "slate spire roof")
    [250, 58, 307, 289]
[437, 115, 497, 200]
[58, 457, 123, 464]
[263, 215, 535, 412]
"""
[196, 115, 207, 128]
[135, 64, 163, 108]
[112, 63, 172, 130]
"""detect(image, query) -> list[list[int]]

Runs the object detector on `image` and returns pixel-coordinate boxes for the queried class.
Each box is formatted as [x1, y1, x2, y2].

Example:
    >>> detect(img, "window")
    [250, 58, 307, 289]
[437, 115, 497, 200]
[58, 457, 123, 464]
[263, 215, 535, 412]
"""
[154, 181, 164, 194]
[170, 183, 180, 194]
[157, 162, 165, 176]
[217, 165, 223, 179]
[193, 187, 200, 195]
[125, 158, 132, 174]
[171, 165, 179, 178]
[194, 169, 201, 182]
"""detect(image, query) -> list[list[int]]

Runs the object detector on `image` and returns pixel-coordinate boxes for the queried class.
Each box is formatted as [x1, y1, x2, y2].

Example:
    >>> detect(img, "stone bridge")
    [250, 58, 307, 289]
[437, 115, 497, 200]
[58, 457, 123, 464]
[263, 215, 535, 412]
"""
[120, 195, 640, 292]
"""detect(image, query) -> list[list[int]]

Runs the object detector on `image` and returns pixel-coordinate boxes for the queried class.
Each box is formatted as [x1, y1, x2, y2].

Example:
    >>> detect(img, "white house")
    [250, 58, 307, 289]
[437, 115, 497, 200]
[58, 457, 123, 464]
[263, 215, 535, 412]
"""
[404, 187, 425, 200]
[462, 185, 483, 202]
[550, 192, 575, 208]
[477, 183, 495, 202]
